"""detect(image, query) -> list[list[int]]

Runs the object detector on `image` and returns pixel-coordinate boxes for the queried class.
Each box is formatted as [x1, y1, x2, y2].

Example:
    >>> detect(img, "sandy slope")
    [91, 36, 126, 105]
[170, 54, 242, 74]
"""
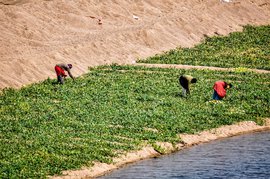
[0, 0, 269, 89]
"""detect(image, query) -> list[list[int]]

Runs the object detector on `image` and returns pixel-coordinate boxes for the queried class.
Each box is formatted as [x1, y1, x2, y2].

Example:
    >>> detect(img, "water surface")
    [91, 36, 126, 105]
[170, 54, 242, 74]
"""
[100, 131, 270, 179]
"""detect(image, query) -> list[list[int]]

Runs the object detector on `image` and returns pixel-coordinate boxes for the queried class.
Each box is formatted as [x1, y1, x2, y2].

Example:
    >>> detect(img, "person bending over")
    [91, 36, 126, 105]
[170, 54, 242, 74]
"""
[179, 75, 197, 97]
[54, 63, 74, 84]
[212, 81, 232, 100]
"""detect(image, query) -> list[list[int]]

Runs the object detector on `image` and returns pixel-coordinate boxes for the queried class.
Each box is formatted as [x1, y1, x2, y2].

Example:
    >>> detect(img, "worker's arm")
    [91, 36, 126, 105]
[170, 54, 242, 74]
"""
[67, 69, 75, 80]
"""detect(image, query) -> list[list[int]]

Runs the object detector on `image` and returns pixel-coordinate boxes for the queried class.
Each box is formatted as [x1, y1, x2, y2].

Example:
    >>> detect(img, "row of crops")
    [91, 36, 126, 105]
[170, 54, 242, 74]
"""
[1, 25, 269, 178]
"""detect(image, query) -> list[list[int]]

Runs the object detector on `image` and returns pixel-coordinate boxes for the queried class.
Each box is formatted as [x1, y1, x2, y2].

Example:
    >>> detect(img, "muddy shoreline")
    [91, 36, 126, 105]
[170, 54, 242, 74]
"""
[51, 119, 270, 179]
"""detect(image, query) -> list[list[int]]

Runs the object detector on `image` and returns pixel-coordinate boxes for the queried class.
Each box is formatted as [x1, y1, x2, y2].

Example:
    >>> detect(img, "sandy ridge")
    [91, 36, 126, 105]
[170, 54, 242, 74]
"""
[0, 0, 270, 89]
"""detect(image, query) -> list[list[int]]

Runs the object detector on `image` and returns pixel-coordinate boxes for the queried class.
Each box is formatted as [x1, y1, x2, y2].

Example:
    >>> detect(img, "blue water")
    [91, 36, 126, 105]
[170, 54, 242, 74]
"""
[100, 131, 270, 179]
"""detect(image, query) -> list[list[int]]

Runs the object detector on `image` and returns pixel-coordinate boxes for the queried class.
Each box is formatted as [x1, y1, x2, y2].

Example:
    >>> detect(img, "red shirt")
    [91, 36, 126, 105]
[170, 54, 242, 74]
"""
[213, 81, 227, 98]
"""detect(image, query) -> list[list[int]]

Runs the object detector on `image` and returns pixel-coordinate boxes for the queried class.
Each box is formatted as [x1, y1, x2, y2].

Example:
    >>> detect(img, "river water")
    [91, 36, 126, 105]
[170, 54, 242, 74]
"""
[100, 131, 270, 179]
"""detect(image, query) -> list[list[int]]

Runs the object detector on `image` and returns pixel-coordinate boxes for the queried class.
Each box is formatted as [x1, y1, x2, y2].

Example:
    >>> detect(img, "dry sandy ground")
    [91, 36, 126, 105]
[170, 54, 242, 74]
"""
[51, 119, 270, 179]
[0, 0, 269, 89]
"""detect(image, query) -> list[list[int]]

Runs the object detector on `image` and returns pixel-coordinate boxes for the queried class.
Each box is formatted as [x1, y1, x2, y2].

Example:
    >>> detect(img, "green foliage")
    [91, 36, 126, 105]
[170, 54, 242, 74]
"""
[139, 25, 270, 70]
[1, 65, 269, 178]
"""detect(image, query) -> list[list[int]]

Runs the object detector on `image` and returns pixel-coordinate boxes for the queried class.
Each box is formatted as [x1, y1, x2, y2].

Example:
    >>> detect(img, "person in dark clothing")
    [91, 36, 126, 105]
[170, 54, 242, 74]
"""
[179, 75, 197, 97]
[212, 81, 232, 100]
[54, 63, 74, 84]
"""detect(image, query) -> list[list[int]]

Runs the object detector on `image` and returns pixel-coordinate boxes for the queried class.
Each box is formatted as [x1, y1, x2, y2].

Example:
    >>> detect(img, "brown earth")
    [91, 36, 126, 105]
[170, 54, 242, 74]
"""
[0, 0, 269, 89]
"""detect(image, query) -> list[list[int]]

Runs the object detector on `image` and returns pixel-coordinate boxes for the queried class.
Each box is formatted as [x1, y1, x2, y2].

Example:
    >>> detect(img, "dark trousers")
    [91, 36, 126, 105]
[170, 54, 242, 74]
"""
[57, 75, 64, 84]
[179, 76, 190, 96]
[213, 90, 222, 100]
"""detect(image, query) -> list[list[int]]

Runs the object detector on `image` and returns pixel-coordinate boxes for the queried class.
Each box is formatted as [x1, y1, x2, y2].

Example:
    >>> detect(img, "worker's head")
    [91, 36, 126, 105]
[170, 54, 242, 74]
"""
[227, 83, 232, 89]
[191, 78, 197, 83]
[68, 64, 73, 69]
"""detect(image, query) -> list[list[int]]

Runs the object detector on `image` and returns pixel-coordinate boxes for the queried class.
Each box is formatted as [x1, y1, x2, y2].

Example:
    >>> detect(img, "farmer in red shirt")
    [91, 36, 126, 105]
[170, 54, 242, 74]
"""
[54, 63, 74, 84]
[213, 81, 232, 100]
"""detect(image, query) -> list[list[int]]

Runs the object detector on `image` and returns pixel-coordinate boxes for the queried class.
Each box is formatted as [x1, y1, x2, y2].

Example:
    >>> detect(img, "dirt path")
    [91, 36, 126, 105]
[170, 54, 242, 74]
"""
[133, 63, 270, 73]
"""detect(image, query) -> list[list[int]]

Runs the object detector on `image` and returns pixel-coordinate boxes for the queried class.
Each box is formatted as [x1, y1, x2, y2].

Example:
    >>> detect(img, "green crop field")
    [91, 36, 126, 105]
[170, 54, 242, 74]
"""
[139, 25, 270, 70]
[1, 64, 269, 178]
[1, 25, 270, 178]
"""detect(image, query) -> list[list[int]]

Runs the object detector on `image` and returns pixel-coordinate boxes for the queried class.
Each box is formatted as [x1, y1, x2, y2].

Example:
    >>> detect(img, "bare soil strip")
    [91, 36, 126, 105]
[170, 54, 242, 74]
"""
[51, 119, 270, 179]
[133, 63, 270, 73]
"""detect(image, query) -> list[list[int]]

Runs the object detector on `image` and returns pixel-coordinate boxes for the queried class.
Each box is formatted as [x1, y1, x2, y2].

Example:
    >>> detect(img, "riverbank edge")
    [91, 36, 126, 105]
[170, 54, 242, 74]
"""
[51, 119, 270, 179]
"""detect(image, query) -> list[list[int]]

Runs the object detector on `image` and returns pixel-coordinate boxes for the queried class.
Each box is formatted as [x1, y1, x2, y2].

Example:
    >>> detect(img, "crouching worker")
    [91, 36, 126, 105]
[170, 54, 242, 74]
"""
[179, 75, 197, 97]
[213, 81, 232, 100]
[54, 63, 74, 84]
